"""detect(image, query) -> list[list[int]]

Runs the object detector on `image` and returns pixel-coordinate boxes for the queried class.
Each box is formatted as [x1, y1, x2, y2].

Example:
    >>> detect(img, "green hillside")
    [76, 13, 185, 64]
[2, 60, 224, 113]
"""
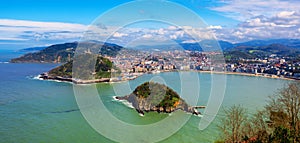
[11, 41, 123, 63]
[48, 54, 113, 79]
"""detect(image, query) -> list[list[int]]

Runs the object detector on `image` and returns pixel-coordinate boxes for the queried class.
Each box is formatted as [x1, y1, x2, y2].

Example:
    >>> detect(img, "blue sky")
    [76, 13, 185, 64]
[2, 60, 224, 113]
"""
[0, 0, 236, 26]
[0, 0, 130, 24]
[0, 0, 300, 49]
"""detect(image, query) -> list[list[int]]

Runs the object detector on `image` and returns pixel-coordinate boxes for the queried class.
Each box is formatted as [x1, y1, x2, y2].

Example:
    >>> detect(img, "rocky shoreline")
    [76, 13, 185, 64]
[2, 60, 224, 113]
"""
[40, 73, 110, 84]
[39, 72, 143, 84]
[115, 93, 200, 116]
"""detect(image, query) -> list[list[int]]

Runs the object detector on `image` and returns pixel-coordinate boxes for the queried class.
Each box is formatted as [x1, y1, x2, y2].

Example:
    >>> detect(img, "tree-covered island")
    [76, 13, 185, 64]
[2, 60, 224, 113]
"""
[116, 82, 201, 115]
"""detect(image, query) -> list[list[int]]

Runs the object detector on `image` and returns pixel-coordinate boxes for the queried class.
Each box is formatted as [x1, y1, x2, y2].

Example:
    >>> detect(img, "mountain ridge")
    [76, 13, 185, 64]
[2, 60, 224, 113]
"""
[11, 41, 123, 63]
[10, 39, 300, 63]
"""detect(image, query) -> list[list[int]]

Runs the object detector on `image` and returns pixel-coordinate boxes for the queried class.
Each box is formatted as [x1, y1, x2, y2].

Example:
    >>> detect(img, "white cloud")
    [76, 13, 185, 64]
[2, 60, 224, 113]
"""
[157, 28, 165, 35]
[207, 25, 222, 30]
[215, 11, 300, 42]
[112, 32, 128, 38]
[205, 0, 300, 42]
[245, 18, 276, 27]
[169, 34, 177, 39]
[0, 19, 216, 46]
[2, 13, 300, 47]
[0, 19, 86, 32]
[0, 37, 28, 41]
[175, 31, 184, 37]
[210, 0, 300, 21]
[0, 19, 87, 42]
[276, 11, 296, 18]
[182, 26, 193, 30]
[181, 40, 198, 43]
[142, 34, 152, 39]
[167, 26, 178, 30]
[103, 25, 218, 45]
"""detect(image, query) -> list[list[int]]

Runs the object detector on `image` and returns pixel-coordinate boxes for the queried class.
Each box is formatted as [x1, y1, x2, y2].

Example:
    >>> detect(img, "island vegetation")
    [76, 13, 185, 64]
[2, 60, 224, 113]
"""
[40, 54, 117, 84]
[116, 82, 200, 115]
[216, 82, 300, 143]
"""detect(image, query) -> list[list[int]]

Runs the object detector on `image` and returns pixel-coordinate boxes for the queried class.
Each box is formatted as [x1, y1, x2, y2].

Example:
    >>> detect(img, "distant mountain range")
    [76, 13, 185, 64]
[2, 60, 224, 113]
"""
[18, 46, 47, 52]
[130, 39, 300, 51]
[234, 39, 300, 49]
[180, 39, 300, 51]
[179, 39, 300, 59]
[11, 39, 300, 63]
[224, 39, 300, 60]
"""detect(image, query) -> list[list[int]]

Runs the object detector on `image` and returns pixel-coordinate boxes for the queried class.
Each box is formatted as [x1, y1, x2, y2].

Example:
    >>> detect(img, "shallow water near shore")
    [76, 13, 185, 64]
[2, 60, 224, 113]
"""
[0, 59, 290, 143]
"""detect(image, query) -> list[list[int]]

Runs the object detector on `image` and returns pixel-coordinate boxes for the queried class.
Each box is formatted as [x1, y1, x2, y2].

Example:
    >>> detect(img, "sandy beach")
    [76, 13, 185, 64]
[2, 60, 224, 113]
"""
[196, 70, 297, 81]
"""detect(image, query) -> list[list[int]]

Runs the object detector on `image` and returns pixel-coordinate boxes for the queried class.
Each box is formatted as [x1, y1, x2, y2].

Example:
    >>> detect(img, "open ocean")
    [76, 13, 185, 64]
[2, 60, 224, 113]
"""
[0, 50, 289, 143]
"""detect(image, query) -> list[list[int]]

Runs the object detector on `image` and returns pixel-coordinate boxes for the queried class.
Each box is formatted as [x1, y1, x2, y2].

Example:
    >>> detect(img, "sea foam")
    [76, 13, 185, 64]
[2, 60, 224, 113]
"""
[112, 96, 135, 109]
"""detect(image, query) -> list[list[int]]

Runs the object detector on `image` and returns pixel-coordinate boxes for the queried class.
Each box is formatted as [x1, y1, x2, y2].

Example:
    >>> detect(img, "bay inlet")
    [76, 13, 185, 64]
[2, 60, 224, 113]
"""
[0, 60, 289, 142]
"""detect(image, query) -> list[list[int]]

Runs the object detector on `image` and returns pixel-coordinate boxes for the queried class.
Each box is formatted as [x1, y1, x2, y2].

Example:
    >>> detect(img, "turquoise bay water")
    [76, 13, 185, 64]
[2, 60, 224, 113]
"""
[0, 51, 289, 143]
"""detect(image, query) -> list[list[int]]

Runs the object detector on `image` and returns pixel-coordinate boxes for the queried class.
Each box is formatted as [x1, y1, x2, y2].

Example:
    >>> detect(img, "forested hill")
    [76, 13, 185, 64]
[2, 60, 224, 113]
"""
[10, 41, 123, 63]
[46, 55, 113, 79]
[116, 82, 200, 115]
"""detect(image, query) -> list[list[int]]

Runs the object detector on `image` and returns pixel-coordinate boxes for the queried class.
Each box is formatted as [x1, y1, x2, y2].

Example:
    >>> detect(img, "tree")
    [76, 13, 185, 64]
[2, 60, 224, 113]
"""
[269, 126, 292, 143]
[219, 105, 248, 143]
[266, 82, 300, 142]
[218, 82, 300, 143]
[243, 110, 270, 142]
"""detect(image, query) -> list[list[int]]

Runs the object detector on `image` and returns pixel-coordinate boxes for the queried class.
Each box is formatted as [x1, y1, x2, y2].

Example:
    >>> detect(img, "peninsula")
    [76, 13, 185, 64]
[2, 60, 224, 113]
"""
[40, 54, 114, 84]
[115, 82, 201, 115]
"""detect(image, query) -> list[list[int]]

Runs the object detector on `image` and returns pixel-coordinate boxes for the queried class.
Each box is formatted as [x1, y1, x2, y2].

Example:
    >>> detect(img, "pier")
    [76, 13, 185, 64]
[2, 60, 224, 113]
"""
[193, 106, 206, 109]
